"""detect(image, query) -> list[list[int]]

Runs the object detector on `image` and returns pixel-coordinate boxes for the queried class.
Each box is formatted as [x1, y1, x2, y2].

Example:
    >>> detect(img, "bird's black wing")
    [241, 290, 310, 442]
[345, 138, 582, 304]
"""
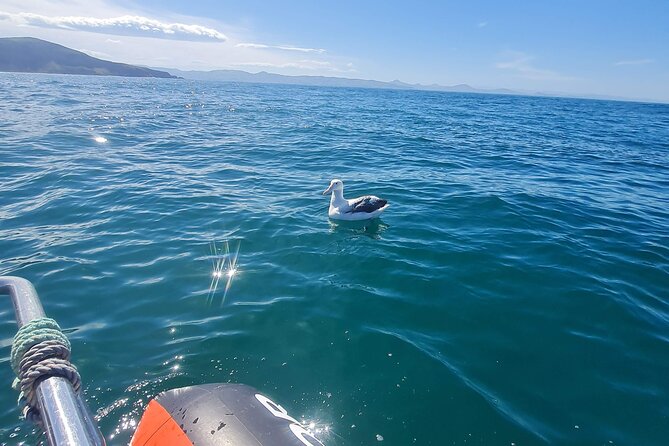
[347, 196, 388, 213]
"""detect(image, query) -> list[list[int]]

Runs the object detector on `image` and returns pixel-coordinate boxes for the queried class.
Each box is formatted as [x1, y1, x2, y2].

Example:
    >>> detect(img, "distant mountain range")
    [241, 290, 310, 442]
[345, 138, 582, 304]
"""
[0, 37, 654, 103]
[0, 37, 175, 78]
[160, 67, 518, 95]
[159, 68, 653, 103]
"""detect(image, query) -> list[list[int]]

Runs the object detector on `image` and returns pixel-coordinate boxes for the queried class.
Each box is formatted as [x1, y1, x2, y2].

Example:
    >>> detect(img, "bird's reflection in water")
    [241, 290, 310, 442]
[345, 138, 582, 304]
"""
[328, 218, 389, 239]
[207, 239, 240, 306]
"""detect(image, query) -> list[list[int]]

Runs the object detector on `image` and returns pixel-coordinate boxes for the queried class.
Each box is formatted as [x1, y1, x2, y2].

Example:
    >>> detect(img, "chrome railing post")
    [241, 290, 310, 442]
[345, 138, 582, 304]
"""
[0, 276, 105, 446]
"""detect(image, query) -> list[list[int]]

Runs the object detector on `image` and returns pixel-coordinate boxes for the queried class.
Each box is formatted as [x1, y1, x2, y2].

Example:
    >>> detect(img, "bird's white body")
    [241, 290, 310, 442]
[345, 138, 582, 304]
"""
[323, 179, 389, 221]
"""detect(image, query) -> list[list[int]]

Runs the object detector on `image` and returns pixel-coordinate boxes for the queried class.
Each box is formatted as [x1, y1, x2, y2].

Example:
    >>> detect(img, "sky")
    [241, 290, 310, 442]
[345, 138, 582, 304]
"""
[1, 0, 668, 102]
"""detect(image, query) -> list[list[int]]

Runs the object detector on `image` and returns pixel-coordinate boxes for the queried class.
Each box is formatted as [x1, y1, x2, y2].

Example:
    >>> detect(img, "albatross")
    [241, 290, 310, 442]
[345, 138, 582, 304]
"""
[322, 179, 389, 221]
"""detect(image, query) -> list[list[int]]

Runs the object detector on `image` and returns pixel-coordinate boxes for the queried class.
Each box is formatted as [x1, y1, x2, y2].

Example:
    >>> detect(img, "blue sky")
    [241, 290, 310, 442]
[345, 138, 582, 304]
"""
[1, 0, 667, 101]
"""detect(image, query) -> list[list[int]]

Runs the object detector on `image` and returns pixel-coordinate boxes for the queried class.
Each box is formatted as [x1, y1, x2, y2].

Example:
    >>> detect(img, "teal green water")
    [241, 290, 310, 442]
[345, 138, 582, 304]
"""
[1, 73, 668, 445]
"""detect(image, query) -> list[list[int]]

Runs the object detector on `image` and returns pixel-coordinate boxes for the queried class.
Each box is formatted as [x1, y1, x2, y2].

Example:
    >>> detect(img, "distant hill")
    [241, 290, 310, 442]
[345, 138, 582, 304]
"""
[160, 67, 515, 95]
[160, 68, 412, 89]
[0, 37, 176, 78]
[160, 67, 651, 102]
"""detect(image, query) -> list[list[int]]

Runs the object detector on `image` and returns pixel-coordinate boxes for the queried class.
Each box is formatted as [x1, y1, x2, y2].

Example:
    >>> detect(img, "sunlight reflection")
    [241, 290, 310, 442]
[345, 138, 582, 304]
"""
[298, 416, 338, 444]
[207, 239, 241, 305]
[93, 136, 108, 143]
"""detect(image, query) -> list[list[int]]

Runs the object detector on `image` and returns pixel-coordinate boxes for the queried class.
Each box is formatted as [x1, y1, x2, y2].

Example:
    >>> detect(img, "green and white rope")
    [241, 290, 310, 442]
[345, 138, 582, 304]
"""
[10, 318, 81, 423]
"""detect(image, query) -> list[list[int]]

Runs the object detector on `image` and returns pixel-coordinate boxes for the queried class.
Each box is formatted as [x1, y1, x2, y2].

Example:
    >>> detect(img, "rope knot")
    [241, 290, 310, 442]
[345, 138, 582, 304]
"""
[10, 318, 81, 423]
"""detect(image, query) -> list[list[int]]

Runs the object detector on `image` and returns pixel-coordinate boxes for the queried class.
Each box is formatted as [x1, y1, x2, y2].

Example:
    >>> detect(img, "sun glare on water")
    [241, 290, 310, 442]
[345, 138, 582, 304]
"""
[207, 240, 241, 305]
[94, 136, 108, 143]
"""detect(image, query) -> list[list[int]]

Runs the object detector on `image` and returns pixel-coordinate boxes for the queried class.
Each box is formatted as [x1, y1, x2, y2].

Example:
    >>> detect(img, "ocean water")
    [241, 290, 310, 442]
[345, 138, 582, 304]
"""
[0, 72, 668, 446]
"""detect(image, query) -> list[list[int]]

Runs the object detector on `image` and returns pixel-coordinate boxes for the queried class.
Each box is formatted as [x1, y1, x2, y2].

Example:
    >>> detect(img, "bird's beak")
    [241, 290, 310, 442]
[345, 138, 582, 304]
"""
[323, 184, 333, 195]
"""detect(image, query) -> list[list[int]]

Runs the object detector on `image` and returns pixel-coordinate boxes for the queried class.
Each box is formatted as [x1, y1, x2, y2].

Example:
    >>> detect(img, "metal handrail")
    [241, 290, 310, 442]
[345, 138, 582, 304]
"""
[0, 276, 105, 446]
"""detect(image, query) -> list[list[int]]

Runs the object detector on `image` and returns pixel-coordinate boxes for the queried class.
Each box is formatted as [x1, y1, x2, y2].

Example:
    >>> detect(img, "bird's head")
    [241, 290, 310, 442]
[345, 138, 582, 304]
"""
[323, 179, 344, 195]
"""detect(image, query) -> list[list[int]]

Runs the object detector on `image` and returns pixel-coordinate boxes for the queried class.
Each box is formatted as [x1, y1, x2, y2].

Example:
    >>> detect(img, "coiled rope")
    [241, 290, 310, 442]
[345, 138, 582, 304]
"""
[10, 318, 81, 423]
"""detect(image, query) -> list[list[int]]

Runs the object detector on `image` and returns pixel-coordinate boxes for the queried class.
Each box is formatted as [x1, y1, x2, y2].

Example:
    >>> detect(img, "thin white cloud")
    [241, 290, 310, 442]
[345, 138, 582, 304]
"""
[301, 60, 331, 66]
[236, 42, 325, 53]
[496, 51, 574, 81]
[0, 11, 227, 42]
[614, 59, 654, 66]
[233, 61, 320, 70]
[232, 59, 354, 73]
[478, 21, 488, 28]
[235, 62, 298, 68]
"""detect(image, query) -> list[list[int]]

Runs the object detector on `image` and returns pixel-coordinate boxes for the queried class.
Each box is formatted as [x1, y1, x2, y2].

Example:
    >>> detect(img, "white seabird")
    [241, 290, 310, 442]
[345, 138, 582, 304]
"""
[322, 179, 389, 221]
